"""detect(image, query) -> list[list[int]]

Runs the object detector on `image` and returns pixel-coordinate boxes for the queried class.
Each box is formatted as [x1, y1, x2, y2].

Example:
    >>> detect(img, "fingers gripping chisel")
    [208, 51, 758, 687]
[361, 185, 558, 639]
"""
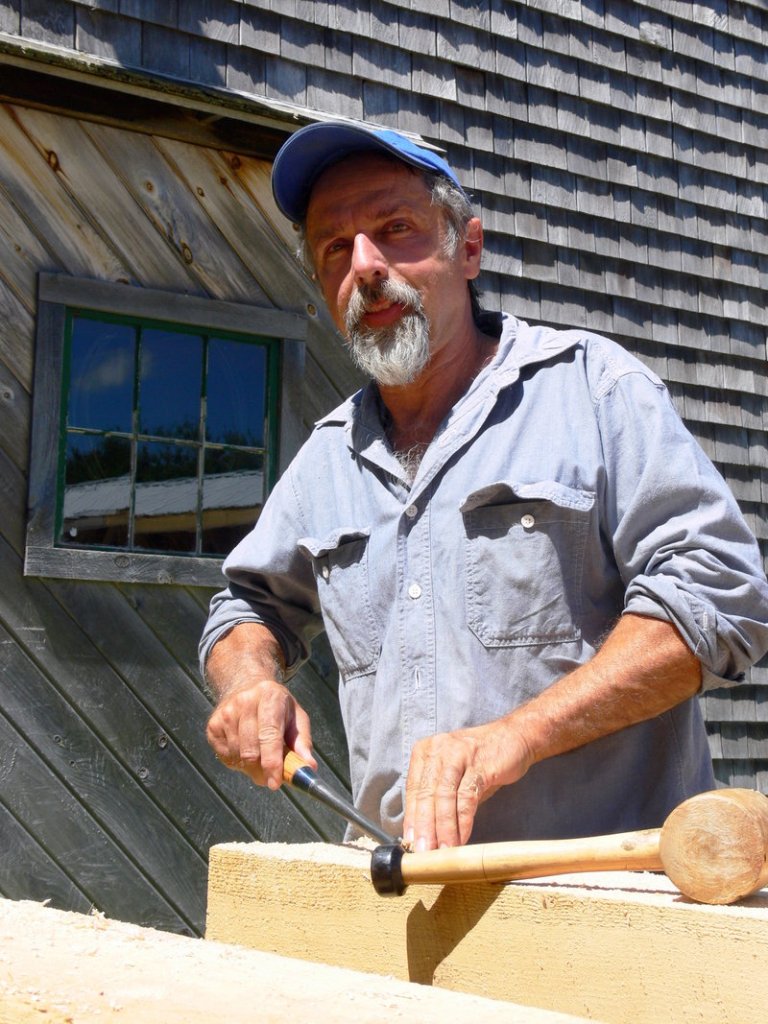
[283, 751, 398, 846]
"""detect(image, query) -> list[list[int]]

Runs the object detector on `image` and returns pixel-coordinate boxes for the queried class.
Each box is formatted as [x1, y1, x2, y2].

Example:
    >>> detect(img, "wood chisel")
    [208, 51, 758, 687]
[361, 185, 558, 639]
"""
[283, 751, 398, 845]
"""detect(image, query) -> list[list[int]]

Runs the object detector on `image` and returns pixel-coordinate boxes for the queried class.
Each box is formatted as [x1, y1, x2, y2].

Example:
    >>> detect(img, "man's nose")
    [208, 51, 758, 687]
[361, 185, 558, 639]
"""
[351, 233, 388, 285]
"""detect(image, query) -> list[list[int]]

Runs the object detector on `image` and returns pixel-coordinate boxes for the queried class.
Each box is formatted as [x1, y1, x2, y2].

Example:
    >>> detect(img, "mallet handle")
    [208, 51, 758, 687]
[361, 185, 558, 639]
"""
[398, 828, 663, 886]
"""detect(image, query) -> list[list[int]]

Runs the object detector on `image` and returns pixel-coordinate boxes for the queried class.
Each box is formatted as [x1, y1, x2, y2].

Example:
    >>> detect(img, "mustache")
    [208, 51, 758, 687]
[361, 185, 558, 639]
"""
[344, 278, 423, 335]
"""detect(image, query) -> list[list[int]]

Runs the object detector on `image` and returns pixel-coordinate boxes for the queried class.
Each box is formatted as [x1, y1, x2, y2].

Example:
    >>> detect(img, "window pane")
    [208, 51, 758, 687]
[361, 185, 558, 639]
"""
[68, 318, 135, 432]
[60, 433, 131, 548]
[139, 329, 203, 440]
[206, 338, 267, 448]
[55, 309, 278, 564]
[134, 441, 198, 552]
[201, 449, 264, 555]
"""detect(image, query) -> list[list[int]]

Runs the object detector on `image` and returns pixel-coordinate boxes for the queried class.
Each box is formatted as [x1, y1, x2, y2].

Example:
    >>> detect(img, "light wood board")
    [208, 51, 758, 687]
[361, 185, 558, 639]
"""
[207, 839, 768, 1024]
[0, 898, 591, 1024]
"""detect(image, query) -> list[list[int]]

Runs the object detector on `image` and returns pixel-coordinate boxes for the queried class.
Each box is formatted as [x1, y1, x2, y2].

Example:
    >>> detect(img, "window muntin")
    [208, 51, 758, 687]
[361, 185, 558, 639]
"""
[59, 310, 279, 560]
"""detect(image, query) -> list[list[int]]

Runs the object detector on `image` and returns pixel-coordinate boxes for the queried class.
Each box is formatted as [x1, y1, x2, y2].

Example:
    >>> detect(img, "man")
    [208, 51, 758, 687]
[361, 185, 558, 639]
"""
[201, 121, 768, 852]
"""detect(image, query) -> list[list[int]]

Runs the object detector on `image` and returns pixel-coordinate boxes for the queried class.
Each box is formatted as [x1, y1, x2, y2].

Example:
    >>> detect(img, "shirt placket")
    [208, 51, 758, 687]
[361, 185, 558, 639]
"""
[398, 490, 436, 776]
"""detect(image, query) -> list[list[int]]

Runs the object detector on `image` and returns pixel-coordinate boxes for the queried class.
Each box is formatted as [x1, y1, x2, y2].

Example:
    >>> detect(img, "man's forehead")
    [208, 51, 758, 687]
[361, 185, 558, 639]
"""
[306, 154, 432, 229]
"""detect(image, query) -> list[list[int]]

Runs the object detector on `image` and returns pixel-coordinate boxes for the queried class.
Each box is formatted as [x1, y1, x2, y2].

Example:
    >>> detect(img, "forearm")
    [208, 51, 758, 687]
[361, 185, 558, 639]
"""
[508, 612, 702, 772]
[205, 622, 287, 701]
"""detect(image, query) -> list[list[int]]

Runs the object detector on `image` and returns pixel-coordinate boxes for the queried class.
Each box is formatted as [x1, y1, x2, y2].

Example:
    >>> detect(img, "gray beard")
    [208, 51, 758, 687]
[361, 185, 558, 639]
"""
[344, 281, 431, 387]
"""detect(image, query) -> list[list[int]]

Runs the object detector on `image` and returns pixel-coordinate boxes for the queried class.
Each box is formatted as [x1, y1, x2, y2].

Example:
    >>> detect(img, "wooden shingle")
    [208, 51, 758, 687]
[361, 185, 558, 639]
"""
[328, 0, 371, 37]
[75, 7, 141, 63]
[116, 0, 176, 29]
[352, 38, 412, 91]
[489, 0, 518, 41]
[361, 79, 398, 124]
[454, 64, 487, 109]
[0, 3, 20, 33]
[590, 26, 627, 72]
[308, 65, 363, 119]
[638, 8, 672, 51]
[555, 91, 591, 137]
[412, 54, 458, 103]
[178, 0, 238, 44]
[604, 1, 640, 41]
[23, 0, 75, 46]
[265, 56, 307, 105]
[449, 0, 492, 34]
[486, 73, 527, 121]
[278, 16, 327, 69]
[493, 32, 527, 80]
[189, 34, 228, 87]
[436, 19, 495, 73]
[239, 7, 281, 59]
[436, 99, 468, 147]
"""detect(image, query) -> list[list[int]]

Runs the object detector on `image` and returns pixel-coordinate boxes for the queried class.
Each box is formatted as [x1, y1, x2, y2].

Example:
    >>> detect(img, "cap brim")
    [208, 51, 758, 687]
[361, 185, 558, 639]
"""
[271, 121, 462, 223]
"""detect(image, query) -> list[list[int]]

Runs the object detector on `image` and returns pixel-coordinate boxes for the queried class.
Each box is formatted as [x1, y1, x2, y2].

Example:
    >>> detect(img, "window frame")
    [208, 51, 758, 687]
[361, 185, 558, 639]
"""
[25, 273, 306, 587]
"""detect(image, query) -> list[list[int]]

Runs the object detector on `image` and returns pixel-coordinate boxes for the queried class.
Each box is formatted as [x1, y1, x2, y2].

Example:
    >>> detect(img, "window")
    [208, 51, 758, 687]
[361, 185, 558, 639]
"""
[26, 275, 306, 586]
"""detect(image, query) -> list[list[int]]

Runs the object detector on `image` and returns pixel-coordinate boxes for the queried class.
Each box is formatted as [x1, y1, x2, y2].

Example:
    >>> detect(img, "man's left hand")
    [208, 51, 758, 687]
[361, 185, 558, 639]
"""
[402, 722, 530, 850]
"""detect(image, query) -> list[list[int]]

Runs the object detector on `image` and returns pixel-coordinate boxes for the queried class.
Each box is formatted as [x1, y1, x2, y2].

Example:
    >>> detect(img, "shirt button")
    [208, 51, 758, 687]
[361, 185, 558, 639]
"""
[408, 582, 422, 600]
[521, 514, 536, 529]
[405, 505, 417, 519]
[321, 565, 330, 579]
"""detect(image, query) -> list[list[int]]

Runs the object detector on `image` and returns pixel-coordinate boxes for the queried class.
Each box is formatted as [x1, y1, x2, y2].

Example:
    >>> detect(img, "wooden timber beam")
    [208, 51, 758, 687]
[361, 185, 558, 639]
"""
[0, 897, 588, 1024]
[206, 840, 768, 1024]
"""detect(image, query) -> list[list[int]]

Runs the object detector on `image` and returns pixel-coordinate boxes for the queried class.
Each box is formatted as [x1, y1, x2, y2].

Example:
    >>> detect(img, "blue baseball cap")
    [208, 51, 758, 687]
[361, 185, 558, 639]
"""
[271, 120, 465, 223]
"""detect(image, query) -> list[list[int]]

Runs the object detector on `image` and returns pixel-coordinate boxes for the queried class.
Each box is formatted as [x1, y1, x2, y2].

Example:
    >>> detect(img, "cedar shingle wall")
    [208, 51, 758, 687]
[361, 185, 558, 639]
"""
[2, 0, 766, 784]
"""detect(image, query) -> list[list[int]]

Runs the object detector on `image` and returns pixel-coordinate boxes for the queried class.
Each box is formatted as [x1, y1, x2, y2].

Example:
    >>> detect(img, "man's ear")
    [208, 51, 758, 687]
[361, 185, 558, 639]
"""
[463, 217, 483, 280]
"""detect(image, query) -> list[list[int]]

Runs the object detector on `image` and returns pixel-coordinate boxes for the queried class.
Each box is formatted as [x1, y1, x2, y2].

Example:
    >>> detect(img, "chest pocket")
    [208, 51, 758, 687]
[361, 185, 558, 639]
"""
[298, 528, 380, 679]
[461, 481, 594, 648]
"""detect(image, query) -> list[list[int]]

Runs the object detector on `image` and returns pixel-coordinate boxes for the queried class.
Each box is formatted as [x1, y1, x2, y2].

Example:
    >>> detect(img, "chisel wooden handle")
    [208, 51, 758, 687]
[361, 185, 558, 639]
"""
[371, 788, 768, 905]
[283, 750, 313, 785]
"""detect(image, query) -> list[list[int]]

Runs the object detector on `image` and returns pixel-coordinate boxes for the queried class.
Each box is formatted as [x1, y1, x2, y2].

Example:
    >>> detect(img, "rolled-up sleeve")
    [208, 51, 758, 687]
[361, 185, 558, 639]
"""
[198, 465, 323, 679]
[596, 366, 768, 688]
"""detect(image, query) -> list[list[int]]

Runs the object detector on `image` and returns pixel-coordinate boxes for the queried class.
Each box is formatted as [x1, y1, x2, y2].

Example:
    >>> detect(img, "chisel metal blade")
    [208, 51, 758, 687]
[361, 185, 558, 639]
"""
[283, 751, 399, 846]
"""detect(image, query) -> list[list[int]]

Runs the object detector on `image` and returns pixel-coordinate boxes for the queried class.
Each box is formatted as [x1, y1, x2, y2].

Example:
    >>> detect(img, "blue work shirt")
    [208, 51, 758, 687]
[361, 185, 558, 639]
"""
[201, 315, 768, 841]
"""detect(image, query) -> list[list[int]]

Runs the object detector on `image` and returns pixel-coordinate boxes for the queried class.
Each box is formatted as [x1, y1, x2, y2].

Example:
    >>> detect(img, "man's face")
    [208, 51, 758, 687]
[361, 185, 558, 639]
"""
[304, 154, 480, 387]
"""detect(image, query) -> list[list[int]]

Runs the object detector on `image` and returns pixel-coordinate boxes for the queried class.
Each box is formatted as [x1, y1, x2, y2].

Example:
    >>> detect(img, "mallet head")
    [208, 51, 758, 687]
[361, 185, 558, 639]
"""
[659, 787, 768, 905]
[370, 844, 407, 896]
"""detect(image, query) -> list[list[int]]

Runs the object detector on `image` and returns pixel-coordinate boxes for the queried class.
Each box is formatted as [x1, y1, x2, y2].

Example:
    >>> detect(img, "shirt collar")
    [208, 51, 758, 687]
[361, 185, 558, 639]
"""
[313, 312, 584, 437]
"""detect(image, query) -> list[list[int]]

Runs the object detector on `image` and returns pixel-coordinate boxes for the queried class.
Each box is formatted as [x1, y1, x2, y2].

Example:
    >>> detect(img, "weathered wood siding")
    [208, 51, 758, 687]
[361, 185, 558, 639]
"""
[0, 0, 766, 931]
[0, 98, 355, 934]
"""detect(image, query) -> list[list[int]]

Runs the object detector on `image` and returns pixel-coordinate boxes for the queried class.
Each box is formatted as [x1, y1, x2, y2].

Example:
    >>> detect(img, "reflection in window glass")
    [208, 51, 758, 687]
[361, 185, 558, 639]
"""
[68, 318, 135, 432]
[134, 440, 198, 552]
[139, 330, 202, 439]
[206, 338, 266, 447]
[202, 449, 264, 554]
[61, 433, 131, 548]
[58, 312, 277, 559]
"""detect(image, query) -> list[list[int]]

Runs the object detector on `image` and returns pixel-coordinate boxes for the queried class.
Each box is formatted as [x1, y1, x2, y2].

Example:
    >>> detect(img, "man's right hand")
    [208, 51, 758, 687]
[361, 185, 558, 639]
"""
[204, 623, 315, 789]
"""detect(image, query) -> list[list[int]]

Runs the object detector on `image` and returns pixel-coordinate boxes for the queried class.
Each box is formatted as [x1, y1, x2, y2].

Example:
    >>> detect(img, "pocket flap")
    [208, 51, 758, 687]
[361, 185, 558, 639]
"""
[460, 480, 594, 515]
[298, 527, 371, 560]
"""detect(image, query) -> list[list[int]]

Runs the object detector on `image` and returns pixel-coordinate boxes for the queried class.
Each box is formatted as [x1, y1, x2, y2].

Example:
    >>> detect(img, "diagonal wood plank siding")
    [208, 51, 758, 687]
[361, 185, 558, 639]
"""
[0, 0, 766, 930]
[0, 98, 354, 934]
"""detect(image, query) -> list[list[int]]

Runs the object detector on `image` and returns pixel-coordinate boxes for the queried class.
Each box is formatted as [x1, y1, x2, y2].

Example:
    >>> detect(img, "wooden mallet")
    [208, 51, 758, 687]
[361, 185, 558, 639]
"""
[370, 788, 768, 905]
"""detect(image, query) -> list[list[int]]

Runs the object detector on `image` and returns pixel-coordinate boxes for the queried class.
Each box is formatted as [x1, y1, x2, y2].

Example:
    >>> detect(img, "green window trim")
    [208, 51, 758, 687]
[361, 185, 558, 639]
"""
[26, 274, 306, 587]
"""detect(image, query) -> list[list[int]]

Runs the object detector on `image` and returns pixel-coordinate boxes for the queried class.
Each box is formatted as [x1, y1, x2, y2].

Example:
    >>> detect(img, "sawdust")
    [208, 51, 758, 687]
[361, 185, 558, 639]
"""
[0, 898, 590, 1024]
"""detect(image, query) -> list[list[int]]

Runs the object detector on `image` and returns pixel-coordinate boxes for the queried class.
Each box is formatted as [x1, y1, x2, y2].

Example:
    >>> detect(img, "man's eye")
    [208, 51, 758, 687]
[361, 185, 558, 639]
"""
[323, 241, 348, 259]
